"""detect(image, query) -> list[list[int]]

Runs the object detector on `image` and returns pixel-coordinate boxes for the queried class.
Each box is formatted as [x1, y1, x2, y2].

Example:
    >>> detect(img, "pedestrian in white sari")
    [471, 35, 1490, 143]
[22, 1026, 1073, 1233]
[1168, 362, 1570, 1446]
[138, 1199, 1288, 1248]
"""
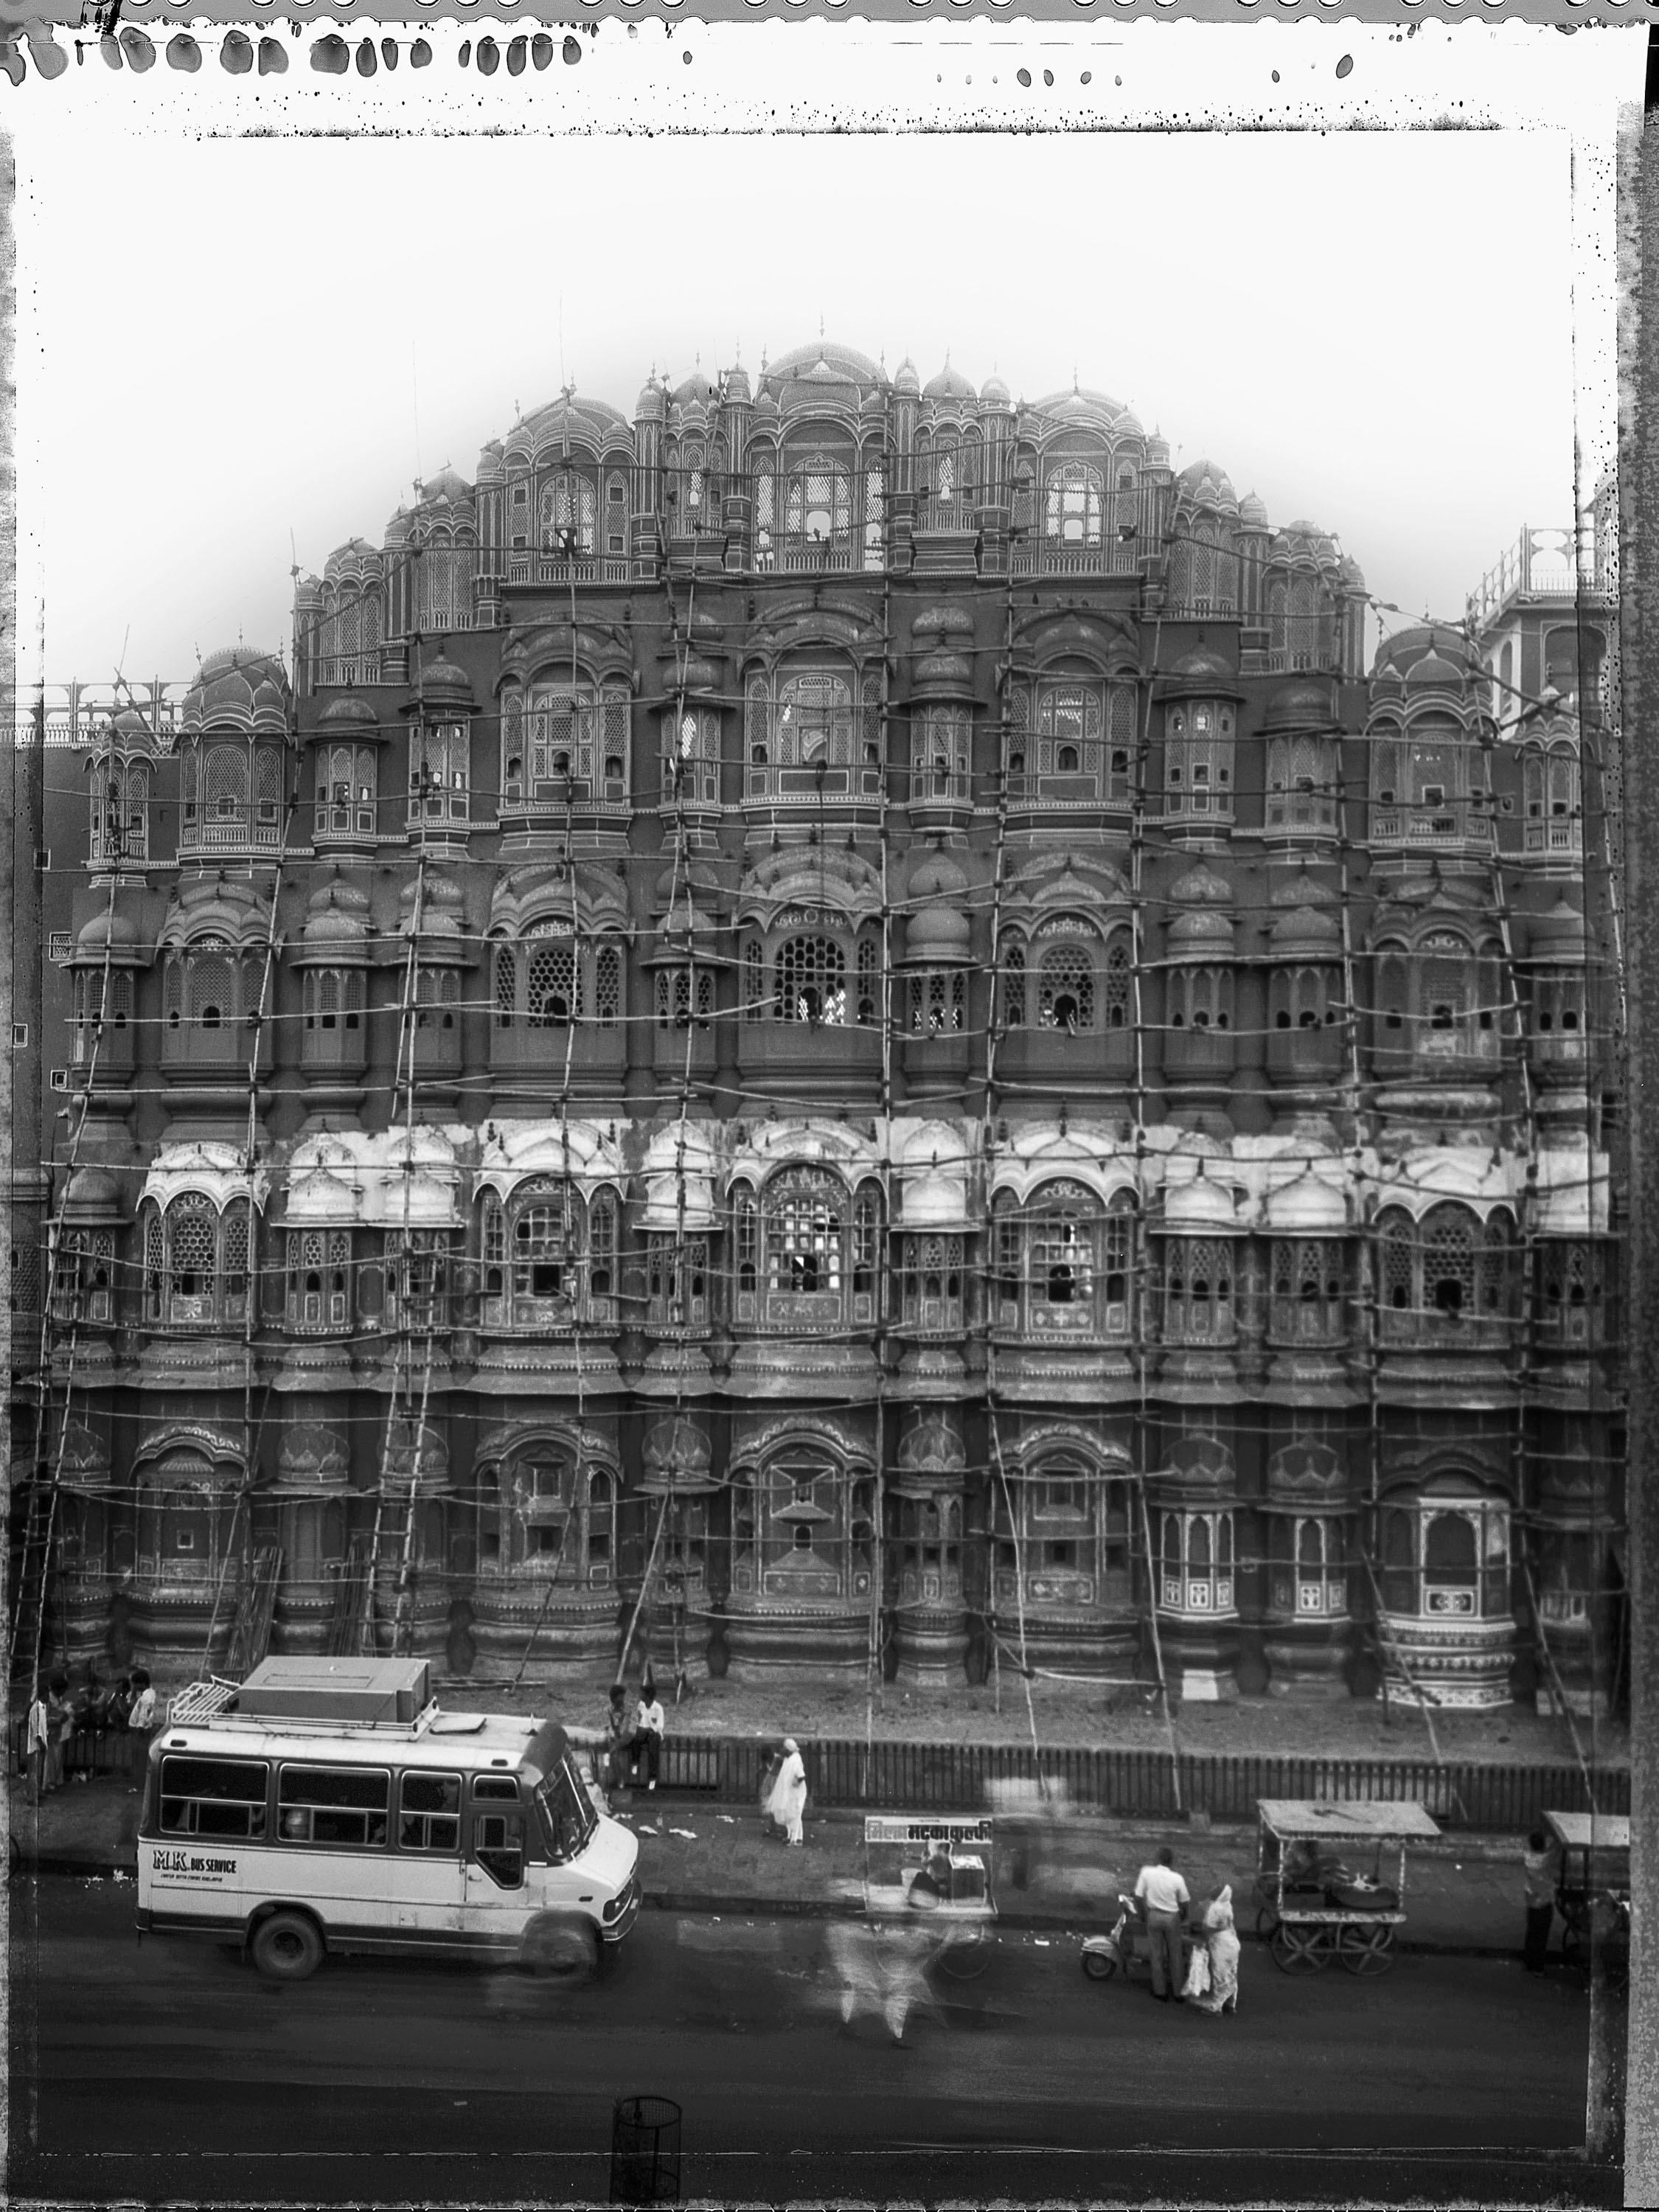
[766, 1736, 808, 1845]
[1190, 1884, 1240, 2015]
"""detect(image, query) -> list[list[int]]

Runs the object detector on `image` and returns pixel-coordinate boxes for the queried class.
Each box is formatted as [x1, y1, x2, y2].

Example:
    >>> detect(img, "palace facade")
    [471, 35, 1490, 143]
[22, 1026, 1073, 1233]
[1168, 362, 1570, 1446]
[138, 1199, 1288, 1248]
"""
[15, 341, 1625, 1716]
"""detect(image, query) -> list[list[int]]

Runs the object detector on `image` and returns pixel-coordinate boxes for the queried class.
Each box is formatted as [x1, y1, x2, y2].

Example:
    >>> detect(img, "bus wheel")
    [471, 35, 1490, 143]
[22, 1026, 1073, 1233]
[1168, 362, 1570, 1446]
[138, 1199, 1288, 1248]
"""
[521, 1913, 597, 1985]
[251, 1910, 324, 1983]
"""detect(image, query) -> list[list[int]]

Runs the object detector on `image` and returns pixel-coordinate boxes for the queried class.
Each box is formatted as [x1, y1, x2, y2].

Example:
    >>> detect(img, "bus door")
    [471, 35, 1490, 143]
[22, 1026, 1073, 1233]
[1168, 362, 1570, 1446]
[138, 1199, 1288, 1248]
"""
[464, 1773, 527, 1935]
[392, 1770, 466, 1934]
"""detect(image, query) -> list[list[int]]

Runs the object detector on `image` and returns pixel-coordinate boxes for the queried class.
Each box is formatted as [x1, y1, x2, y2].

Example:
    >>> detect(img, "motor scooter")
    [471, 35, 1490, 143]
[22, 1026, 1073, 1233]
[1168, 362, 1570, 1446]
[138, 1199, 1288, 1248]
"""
[1081, 1893, 1199, 1985]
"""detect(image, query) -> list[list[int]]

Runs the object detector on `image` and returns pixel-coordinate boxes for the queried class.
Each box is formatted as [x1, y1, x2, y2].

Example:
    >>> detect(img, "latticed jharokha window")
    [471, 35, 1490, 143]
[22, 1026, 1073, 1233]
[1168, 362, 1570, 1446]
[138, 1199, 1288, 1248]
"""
[1377, 1204, 1516, 1341]
[1269, 1238, 1346, 1343]
[1163, 1237, 1236, 1341]
[1159, 1508, 1236, 1615]
[1378, 1493, 1510, 1620]
[1006, 682, 1135, 801]
[90, 759, 150, 861]
[142, 1196, 252, 1328]
[742, 1169, 884, 1329]
[1166, 702, 1236, 818]
[315, 743, 378, 838]
[1373, 934, 1500, 1057]
[539, 471, 597, 555]
[648, 1234, 709, 1326]
[1045, 464, 1104, 546]
[492, 933, 625, 1031]
[776, 935, 846, 1026]
[1265, 735, 1338, 832]
[383, 1230, 451, 1333]
[992, 1183, 1133, 1337]
[745, 667, 882, 798]
[909, 968, 965, 1037]
[784, 455, 852, 546]
[52, 1229, 114, 1324]
[1037, 945, 1093, 1032]
[1269, 1514, 1349, 1618]
[902, 1233, 963, 1331]
[1169, 964, 1234, 1033]
[1270, 966, 1339, 1033]
[661, 707, 720, 808]
[501, 683, 630, 801]
[72, 967, 132, 1062]
[408, 722, 469, 821]
[1537, 1239, 1613, 1347]
[655, 966, 716, 1030]
[479, 1184, 617, 1327]
[286, 1229, 352, 1329]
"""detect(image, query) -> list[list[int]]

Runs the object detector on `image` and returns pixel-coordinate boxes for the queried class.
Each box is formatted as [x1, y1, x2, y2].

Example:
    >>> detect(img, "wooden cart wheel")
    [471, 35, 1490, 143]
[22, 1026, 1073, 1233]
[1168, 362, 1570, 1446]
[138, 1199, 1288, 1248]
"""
[934, 1925, 994, 1981]
[1255, 1905, 1281, 1943]
[1337, 1921, 1397, 1977]
[1269, 1921, 1329, 1975]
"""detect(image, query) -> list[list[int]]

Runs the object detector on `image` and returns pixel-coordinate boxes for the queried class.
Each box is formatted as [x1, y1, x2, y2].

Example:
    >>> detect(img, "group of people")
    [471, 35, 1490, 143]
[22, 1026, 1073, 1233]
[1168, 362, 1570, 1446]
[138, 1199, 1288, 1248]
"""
[23, 1669, 156, 1801]
[599, 1675, 667, 1797]
[1132, 1846, 1241, 2016]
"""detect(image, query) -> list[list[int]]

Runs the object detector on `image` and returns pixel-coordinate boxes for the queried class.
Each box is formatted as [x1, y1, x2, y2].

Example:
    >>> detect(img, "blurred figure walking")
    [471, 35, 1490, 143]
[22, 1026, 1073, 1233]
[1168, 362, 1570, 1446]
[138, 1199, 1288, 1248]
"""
[766, 1736, 808, 1846]
[1189, 1885, 1241, 2015]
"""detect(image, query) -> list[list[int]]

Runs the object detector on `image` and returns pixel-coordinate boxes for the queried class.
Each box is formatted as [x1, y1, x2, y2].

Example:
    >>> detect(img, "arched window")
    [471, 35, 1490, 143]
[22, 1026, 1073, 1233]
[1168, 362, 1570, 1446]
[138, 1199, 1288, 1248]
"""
[1038, 943, 1094, 1032]
[655, 964, 716, 1031]
[539, 471, 597, 556]
[647, 1232, 709, 1326]
[1044, 463, 1104, 550]
[479, 1180, 616, 1329]
[528, 940, 579, 1027]
[1269, 1239, 1346, 1343]
[146, 1194, 251, 1328]
[751, 1168, 882, 1329]
[1158, 1507, 1236, 1616]
[1163, 1236, 1235, 1342]
[1169, 965, 1234, 1034]
[1377, 1486, 1510, 1620]
[203, 743, 250, 843]
[285, 1229, 352, 1331]
[315, 742, 378, 838]
[783, 453, 852, 552]
[908, 967, 965, 1037]
[900, 1231, 964, 1331]
[1377, 1205, 1514, 1343]
[914, 703, 970, 802]
[999, 936, 1027, 1029]
[776, 934, 846, 1026]
[1267, 1514, 1348, 1617]
[408, 720, 469, 823]
[768, 1171, 841, 1298]
[521, 681, 630, 801]
[742, 940, 765, 1023]
[661, 706, 721, 809]
[862, 461, 886, 571]
[1265, 734, 1338, 832]
[991, 1180, 1130, 1338]
[1165, 700, 1236, 820]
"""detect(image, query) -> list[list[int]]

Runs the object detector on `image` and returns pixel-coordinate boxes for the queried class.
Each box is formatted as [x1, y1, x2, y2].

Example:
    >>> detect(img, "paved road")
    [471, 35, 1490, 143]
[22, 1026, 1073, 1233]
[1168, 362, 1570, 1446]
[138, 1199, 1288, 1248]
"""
[7, 1877, 1612, 2205]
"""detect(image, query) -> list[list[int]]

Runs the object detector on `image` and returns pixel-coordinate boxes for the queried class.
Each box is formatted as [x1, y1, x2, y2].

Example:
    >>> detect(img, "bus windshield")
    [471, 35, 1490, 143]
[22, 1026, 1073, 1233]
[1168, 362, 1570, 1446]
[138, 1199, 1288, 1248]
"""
[534, 1751, 598, 1861]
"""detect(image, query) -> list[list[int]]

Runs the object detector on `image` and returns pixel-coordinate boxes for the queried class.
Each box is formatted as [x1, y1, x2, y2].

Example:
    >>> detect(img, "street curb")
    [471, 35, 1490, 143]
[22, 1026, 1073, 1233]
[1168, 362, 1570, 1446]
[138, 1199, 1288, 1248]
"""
[9, 1854, 1526, 1958]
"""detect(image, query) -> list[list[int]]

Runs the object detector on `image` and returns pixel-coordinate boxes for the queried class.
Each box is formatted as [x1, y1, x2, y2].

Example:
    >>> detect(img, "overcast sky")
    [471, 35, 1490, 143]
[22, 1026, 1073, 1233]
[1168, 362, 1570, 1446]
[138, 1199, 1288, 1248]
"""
[13, 31, 1630, 691]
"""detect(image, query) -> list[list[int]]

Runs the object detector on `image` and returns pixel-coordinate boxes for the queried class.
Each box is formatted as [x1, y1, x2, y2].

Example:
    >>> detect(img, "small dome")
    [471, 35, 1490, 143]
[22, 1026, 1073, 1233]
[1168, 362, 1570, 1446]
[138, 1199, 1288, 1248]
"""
[1163, 1173, 1237, 1231]
[860, 386, 886, 420]
[1270, 862, 1338, 908]
[643, 1412, 712, 1482]
[1269, 902, 1340, 954]
[914, 648, 973, 689]
[1264, 1169, 1347, 1234]
[911, 604, 975, 640]
[1339, 553, 1366, 588]
[108, 706, 157, 754]
[1261, 679, 1335, 733]
[723, 363, 751, 403]
[924, 359, 976, 403]
[1161, 648, 1241, 700]
[1239, 491, 1270, 529]
[75, 908, 139, 955]
[908, 904, 971, 959]
[672, 367, 719, 409]
[317, 695, 380, 732]
[1169, 860, 1232, 908]
[413, 656, 475, 709]
[1167, 906, 1237, 951]
[753, 387, 779, 420]
[981, 372, 1012, 408]
[302, 876, 371, 949]
[1178, 457, 1238, 509]
[1526, 898, 1588, 960]
[62, 1165, 123, 1225]
[418, 465, 470, 506]
[897, 1410, 967, 1475]
[1146, 431, 1172, 468]
[908, 846, 969, 902]
[894, 357, 920, 396]
[634, 378, 666, 422]
[1405, 647, 1466, 692]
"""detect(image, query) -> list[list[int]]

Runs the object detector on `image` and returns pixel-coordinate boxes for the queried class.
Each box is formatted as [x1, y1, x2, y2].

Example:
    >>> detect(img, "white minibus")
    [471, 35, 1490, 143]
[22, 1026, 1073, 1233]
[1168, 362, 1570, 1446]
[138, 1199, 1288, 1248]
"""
[135, 1657, 639, 1983]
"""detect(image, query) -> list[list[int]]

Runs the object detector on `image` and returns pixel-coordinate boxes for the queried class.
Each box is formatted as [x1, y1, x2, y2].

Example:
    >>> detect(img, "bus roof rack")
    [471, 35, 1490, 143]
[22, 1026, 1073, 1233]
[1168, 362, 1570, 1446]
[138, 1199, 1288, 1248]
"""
[165, 1677, 243, 1728]
[223, 1657, 436, 1728]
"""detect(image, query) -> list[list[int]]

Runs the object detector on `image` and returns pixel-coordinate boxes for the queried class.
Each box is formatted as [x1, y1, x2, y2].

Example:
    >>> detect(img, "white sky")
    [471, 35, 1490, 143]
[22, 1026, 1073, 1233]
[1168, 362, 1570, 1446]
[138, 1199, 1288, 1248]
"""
[10, 20, 1639, 690]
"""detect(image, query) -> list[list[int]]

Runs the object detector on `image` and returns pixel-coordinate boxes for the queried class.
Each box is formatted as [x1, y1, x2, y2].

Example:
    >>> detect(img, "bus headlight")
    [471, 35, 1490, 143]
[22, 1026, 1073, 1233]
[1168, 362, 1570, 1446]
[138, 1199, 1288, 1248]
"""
[602, 1878, 633, 1925]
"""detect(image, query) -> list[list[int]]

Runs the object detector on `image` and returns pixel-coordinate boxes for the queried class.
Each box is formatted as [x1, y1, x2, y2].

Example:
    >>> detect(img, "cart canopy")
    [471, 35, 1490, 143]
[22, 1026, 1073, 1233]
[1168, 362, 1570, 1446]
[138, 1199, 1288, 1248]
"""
[1259, 1798, 1441, 1843]
[1543, 1811, 1630, 1852]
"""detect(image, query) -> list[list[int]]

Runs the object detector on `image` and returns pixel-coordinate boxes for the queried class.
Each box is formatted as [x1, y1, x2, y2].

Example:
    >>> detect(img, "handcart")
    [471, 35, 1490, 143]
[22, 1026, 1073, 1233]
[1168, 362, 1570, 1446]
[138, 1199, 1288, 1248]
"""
[863, 1814, 996, 1980]
[1543, 1810, 1630, 1969]
[1252, 1798, 1440, 1978]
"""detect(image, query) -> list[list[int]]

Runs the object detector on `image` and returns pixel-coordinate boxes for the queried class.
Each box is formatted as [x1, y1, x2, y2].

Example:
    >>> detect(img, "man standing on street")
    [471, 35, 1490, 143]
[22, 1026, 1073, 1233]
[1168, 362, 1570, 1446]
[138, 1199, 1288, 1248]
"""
[633, 1672, 665, 1792]
[126, 1671, 156, 1793]
[1134, 1843, 1192, 2002]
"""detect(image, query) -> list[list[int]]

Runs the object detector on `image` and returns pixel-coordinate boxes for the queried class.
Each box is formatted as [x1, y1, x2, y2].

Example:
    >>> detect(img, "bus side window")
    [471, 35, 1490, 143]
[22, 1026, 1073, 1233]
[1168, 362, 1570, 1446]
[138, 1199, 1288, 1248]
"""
[159, 1756, 270, 1840]
[277, 1764, 390, 1848]
[473, 1810, 524, 1890]
[399, 1771, 461, 1852]
[473, 1775, 520, 1802]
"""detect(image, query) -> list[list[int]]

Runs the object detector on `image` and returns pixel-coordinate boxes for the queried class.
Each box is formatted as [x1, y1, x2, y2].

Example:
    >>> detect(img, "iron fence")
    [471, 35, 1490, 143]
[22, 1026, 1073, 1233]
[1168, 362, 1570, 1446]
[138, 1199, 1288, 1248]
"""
[662, 1733, 1628, 1834]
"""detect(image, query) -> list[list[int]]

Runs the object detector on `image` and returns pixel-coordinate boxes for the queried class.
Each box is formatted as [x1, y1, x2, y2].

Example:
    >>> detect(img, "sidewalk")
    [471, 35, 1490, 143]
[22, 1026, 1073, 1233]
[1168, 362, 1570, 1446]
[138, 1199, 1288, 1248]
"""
[9, 1773, 1533, 1958]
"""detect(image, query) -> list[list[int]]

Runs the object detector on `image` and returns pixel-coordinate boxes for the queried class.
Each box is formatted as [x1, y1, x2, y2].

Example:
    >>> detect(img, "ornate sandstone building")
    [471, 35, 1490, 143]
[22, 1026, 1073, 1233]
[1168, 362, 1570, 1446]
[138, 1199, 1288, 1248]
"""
[13, 344, 1625, 1717]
